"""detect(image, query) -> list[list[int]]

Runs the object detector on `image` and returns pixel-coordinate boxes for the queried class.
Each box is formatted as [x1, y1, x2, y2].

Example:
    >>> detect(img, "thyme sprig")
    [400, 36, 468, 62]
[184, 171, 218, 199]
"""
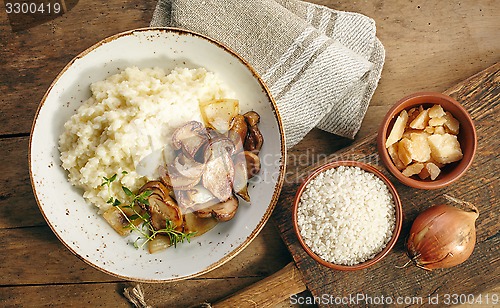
[100, 172, 195, 250]
[132, 217, 196, 249]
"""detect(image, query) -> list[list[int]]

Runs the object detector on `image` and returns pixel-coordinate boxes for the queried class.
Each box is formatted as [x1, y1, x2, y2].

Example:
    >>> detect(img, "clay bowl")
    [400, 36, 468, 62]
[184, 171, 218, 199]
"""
[377, 92, 477, 190]
[292, 161, 403, 271]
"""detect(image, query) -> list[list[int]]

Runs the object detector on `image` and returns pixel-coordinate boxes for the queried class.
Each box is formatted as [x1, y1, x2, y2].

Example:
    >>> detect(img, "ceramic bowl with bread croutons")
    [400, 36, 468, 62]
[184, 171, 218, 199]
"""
[377, 92, 477, 189]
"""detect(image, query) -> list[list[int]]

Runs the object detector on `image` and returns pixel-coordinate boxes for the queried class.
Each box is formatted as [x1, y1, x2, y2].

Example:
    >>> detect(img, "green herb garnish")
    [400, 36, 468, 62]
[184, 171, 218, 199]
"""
[101, 173, 195, 250]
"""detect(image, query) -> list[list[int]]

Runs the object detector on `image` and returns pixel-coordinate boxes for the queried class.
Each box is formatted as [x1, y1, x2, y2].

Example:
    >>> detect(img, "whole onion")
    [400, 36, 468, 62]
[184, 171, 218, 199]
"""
[406, 195, 479, 270]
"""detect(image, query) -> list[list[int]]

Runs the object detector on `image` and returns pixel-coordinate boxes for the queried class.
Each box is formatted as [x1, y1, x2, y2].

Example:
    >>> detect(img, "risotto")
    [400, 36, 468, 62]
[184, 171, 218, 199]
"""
[59, 66, 234, 211]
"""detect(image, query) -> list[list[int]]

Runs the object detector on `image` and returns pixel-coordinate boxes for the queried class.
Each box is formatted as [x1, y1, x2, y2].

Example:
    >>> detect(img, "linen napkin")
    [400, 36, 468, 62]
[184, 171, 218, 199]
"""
[150, 0, 385, 148]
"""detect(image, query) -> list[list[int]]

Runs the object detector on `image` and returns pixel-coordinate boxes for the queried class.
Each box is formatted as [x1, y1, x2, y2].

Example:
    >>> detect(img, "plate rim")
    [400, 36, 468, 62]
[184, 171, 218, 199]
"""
[28, 27, 287, 282]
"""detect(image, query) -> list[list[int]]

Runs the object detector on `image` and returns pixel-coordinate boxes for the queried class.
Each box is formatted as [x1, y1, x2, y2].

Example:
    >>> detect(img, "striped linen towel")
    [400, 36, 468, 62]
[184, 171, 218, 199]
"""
[151, 0, 385, 148]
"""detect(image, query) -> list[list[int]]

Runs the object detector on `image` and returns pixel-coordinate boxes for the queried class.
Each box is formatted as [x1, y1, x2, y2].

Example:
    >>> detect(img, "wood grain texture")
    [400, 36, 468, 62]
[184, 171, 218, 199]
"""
[0, 0, 157, 136]
[0, 277, 269, 307]
[0, 221, 292, 285]
[0, 137, 43, 229]
[213, 262, 306, 308]
[273, 63, 500, 307]
[1, 0, 499, 307]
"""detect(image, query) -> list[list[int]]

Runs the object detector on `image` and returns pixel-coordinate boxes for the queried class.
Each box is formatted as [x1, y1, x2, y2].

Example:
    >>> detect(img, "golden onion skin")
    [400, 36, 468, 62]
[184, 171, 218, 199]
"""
[407, 203, 478, 270]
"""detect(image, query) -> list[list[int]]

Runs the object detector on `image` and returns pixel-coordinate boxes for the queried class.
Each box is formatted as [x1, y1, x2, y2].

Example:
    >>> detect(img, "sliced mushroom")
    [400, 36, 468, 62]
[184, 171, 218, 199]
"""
[138, 180, 170, 200]
[158, 165, 173, 190]
[171, 121, 208, 158]
[242, 111, 264, 154]
[186, 186, 218, 205]
[232, 153, 250, 202]
[205, 127, 221, 140]
[212, 197, 239, 221]
[147, 194, 183, 231]
[173, 190, 191, 209]
[194, 196, 239, 222]
[244, 151, 261, 179]
[243, 111, 260, 127]
[167, 168, 201, 190]
[191, 206, 212, 219]
[202, 136, 236, 163]
[193, 132, 212, 163]
[228, 115, 247, 151]
[244, 125, 264, 154]
[173, 152, 205, 179]
[202, 151, 234, 201]
[176, 186, 219, 211]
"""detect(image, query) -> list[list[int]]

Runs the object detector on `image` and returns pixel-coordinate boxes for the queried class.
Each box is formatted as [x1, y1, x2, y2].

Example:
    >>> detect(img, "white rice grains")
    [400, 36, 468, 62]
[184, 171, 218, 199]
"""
[59, 66, 234, 211]
[297, 166, 396, 266]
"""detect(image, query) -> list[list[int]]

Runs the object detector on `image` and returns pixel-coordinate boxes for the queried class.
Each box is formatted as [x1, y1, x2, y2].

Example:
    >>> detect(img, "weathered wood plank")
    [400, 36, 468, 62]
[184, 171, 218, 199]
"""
[0, 220, 291, 285]
[273, 63, 500, 307]
[0, 277, 264, 308]
[213, 262, 306, 308]
[0, 0, 157, 136]
[0, 137, 43, 229]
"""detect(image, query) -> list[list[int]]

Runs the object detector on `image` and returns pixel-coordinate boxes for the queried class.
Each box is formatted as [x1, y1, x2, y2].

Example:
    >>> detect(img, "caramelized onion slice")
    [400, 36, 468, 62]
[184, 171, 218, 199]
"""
[183, 212, 218, 236]
[148, 235, 171, 254]
[200, 98, 239, 133]
[102, 207, 131, 236]
[233, 153, 250, 202]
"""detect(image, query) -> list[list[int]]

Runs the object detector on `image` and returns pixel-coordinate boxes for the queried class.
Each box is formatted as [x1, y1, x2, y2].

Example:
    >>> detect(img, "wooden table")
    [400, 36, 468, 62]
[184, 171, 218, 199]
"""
[1, 1, 498, 306]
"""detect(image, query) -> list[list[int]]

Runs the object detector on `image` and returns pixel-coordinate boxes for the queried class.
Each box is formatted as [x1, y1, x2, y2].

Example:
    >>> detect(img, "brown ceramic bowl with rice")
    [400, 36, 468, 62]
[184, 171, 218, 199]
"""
[377, 92, 477, 189]
[292, 161, 402, 271]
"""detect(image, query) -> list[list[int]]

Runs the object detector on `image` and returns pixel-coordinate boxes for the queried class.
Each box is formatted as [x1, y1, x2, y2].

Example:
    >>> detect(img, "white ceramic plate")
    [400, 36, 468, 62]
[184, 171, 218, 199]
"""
[29, 28, 286, 282]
